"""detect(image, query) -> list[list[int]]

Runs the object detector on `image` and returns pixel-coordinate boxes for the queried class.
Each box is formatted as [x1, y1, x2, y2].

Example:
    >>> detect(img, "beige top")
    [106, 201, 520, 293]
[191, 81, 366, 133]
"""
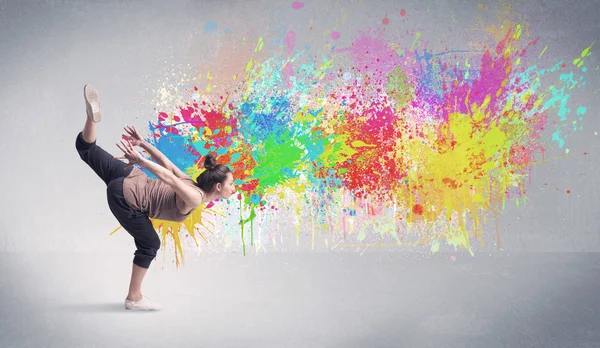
[123, 167, 202, 222]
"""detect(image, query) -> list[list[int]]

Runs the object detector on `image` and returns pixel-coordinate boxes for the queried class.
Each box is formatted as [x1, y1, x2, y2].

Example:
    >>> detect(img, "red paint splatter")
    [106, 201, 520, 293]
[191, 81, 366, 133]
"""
[400, 9, 406, 16]
[331, 103, 406, 198]
[566, 190, 571, 194]
[412, 204, 424, 215]
[240, 179, 260, 195]
[382, 17, 389, 25]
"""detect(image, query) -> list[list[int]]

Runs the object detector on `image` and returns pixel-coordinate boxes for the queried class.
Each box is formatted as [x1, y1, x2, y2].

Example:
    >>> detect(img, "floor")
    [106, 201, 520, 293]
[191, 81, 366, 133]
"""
[1, 251, 600, 348]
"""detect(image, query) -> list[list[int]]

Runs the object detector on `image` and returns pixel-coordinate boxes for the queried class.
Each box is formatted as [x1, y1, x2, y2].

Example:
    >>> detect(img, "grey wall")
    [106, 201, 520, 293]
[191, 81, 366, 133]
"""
[0, 0, 599, 257]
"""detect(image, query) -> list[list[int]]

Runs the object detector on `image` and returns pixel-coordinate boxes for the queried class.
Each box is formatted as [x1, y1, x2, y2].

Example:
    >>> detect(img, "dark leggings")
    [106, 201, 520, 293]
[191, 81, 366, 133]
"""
[75, 132, 160, 269]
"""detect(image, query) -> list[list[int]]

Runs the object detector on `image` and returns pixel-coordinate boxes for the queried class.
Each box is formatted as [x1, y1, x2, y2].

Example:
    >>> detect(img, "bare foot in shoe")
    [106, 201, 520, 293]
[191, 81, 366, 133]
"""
[124, 296, 162, 311]
[84, 84, 102, 123]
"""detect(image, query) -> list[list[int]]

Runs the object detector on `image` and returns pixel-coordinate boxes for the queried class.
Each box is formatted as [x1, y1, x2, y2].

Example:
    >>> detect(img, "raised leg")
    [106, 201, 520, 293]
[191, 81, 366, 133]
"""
[82, 116, 97, 144]
[75, 84, 132, 185]
[82, 84, 102, 143]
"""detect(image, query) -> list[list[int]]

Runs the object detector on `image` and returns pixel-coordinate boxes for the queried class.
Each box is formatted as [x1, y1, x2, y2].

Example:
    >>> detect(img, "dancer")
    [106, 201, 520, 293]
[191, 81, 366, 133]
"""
[75, 84, 236, 311]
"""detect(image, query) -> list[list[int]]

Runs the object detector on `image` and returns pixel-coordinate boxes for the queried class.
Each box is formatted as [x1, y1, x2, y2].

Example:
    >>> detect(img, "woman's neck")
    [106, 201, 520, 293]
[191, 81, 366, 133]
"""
[202, 191, 219, 204]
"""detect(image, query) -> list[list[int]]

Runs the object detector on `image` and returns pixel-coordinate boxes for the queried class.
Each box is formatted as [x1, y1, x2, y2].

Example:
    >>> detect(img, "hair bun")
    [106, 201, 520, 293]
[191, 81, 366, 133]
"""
[204, 153, 217, 170]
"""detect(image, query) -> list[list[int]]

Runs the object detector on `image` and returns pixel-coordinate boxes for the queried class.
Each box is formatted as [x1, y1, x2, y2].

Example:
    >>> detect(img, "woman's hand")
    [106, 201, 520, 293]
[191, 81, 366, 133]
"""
[123, 125, 144, 147]
[116, 140, 144, 167]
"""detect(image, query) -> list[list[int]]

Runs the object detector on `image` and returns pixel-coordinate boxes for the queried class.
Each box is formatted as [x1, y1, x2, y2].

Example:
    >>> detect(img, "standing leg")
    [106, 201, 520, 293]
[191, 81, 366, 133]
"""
[107, 178, 161, 311]
[128, 264, 149, 301]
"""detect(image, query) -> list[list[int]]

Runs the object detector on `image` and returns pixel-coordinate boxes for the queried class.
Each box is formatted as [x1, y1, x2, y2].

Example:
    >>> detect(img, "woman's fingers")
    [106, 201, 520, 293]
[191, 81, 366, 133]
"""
[125, 126, 137, 136]
[126, 140, 136, 151]
[119, 140, 132, 154]
[123, 125, 141, 141]
[116, 142, 127, 154]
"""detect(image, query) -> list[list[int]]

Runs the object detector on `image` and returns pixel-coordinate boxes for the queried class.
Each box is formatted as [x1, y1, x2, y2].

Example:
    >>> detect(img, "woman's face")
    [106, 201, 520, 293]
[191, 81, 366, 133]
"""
[217, 172, 236, 199]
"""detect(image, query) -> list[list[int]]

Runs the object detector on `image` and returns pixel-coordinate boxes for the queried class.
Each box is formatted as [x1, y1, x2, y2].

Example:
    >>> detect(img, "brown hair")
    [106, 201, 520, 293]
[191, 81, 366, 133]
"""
[195, 154, 231, 193]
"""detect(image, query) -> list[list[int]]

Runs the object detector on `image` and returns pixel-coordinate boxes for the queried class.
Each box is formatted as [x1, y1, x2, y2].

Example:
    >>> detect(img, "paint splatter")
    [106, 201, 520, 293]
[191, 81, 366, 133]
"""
[205, 21, 218, 33]
[291, 1, 304, 10]
[382, 16, 390, 25]
[285, 31, 296, 53]
[118, 5, 595, 264]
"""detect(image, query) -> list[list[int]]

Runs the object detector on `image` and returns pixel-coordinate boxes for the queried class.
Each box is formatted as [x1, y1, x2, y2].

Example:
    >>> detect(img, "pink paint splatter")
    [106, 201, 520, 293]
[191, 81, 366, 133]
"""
[382, 16, 389, 25]
[331, 31, 340, 40]
[334, 32, 403, 75]
[282, 62, 295, 88]
[285, 31, 296, 53]
[291, 1, 304, 9]
[450, 256, 457, 262]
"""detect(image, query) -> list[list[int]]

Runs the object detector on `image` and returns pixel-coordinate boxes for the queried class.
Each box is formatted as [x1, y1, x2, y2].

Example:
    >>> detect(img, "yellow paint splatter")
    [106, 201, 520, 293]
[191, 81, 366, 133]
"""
[111, 205, 220, 267]
[255, 37, 264, 52]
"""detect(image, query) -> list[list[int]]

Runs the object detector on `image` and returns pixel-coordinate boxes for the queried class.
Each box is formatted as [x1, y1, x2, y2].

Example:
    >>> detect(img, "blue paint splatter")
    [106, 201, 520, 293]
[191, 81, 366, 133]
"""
[250, 193, 261, 204]
[205, 21, 218, 33]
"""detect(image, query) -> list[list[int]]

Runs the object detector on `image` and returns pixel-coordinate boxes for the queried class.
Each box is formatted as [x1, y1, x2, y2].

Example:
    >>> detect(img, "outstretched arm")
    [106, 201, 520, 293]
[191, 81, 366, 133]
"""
[123, 126, 189, 179]
[116, 140, 203, 207]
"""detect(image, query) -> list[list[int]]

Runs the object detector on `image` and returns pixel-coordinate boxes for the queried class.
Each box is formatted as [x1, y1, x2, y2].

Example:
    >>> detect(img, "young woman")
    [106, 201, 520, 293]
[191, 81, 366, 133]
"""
[75, 84, 236, 311]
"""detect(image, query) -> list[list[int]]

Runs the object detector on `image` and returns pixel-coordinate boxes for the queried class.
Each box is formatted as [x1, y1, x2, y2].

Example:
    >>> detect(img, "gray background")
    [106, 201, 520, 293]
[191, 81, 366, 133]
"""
[1, 0, 599, 347]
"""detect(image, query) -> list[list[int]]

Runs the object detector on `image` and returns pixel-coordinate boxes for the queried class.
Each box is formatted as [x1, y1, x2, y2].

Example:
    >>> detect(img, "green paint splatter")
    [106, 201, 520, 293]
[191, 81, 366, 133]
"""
[431, 240, 440, 253]
[251, 132, 304, 190]
[357, 229, 366, 241]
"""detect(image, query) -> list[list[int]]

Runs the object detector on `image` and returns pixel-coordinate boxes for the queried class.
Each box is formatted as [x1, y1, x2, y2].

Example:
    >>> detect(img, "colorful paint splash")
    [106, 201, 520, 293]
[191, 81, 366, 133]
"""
[114, 5, 595, 265]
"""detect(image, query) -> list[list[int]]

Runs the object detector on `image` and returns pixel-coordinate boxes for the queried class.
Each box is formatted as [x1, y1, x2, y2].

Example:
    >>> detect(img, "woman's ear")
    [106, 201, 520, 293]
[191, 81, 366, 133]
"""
[215, 183, 222, 192]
